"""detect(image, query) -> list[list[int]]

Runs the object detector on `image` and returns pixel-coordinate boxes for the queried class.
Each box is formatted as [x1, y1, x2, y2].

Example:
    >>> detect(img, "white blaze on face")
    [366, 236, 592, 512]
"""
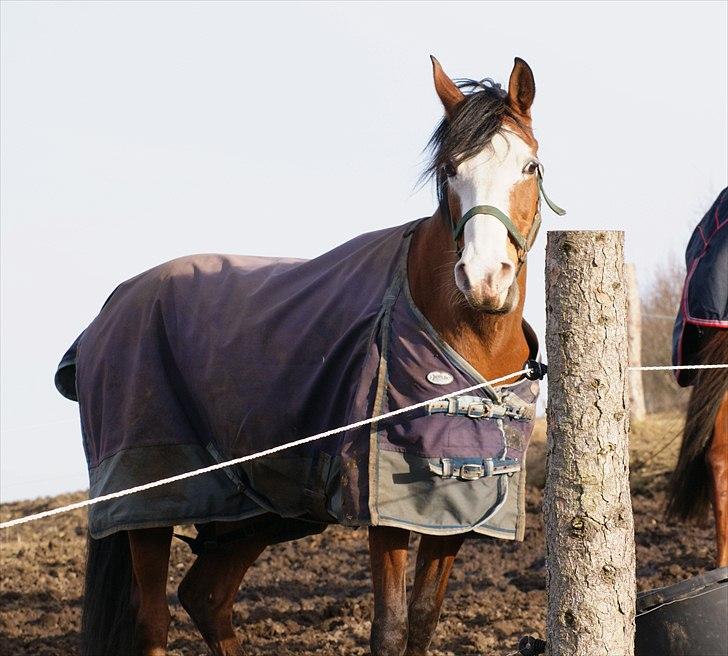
[450, 130, 536, 308]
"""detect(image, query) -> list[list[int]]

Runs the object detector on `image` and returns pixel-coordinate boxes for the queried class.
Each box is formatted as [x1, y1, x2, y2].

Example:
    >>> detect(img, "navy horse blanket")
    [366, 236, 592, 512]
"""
[673, 188, 728, 386]
[56, 219, 540, 541]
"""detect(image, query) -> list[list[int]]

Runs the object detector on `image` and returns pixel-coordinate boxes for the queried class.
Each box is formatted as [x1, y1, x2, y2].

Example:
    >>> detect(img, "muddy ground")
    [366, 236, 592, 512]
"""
[0, 414, 717, 655]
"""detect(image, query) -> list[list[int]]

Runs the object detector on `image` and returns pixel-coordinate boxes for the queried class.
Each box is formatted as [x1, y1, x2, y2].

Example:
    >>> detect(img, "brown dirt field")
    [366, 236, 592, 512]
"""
[0, 414, 717, 655]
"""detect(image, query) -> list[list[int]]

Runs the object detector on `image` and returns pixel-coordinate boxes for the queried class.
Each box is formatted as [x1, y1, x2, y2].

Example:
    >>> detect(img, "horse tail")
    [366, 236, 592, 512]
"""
[666, 329, 728, 521]
[81, 531, 135, 656]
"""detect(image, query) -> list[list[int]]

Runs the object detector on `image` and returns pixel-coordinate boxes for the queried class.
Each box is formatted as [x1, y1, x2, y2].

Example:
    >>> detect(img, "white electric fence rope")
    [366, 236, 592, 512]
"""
[3, 362, 727, 531]
[0, 368, 531, 530]
[4, 366, 726, 436]
[629, 364, 728, 371]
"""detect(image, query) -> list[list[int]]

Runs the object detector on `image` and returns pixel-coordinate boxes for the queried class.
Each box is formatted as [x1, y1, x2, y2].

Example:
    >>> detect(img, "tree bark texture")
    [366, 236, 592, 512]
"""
[625, 264, 646, 421]
[544, 231, 636, 656]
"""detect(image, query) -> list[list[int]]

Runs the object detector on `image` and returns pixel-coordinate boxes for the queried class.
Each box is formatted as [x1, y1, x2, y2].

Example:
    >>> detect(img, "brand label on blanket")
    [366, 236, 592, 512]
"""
[427, 371, 454, 386]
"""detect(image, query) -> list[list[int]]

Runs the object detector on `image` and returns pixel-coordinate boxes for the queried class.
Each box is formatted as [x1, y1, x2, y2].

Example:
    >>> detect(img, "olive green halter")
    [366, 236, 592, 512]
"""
[449, 169, 566, 263]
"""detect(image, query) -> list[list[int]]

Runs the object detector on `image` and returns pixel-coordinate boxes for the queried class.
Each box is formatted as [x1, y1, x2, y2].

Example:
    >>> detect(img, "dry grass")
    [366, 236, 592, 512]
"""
[526, 412, 685, 491]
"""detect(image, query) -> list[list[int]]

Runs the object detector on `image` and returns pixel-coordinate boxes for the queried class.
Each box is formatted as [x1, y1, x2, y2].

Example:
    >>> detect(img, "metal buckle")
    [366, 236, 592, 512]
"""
[488, 404, 507, 419]
[459, 463, 484, 480]
[466, 402, 485, 418]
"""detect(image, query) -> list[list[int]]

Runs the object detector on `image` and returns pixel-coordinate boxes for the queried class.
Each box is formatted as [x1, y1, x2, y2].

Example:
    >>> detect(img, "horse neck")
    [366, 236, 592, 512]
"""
[407, 212, 530, 381]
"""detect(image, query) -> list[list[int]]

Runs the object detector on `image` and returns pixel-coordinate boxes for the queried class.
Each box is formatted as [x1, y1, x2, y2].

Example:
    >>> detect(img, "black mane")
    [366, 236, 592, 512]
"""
[421, 77, 527, 210]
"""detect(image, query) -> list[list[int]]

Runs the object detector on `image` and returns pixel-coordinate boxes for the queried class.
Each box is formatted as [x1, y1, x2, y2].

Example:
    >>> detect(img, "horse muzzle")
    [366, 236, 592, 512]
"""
[455, 259, 517, 311]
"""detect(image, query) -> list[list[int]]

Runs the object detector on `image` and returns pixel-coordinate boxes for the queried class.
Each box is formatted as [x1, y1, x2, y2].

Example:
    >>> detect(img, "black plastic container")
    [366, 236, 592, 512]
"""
[635, 566, 728, 656]
[516, 567, 728, 656]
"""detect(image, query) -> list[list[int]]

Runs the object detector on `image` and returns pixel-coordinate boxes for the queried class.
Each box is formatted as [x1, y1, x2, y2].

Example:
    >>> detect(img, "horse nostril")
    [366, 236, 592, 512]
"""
[500, 261, 515, 279]
[454, 262, 470, 291]
[491, 261, 515, 293]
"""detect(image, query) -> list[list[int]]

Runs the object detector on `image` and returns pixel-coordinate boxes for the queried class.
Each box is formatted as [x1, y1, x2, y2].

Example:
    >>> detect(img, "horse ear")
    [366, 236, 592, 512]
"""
[430, 55, 465, 119]
[507, 57, 536, 118]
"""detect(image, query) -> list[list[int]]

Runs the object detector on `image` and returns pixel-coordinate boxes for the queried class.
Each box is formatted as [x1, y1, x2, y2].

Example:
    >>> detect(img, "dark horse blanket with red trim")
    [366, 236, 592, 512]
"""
[56, 220, 539, 540]
[673, 188, 728, 386]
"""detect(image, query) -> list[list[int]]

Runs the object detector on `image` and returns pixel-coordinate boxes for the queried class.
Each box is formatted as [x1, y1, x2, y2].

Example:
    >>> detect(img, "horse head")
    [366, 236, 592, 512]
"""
[427, 56, 562, 313]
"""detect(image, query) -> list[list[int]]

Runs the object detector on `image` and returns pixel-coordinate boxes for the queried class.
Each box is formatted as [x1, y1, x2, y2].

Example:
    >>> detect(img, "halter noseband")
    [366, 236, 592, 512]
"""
[446, 168, 566, 264]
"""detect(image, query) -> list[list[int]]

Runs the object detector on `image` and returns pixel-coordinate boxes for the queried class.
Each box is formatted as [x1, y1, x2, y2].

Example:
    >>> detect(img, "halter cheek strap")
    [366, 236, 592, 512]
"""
[537, 171, 566, 217]
[450, 171, 566, 261]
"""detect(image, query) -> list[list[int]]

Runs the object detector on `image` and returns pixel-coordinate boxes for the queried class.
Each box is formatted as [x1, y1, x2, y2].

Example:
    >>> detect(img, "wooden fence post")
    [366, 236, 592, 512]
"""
[626, 264, 646, 421]
[544, 231, 636, 655]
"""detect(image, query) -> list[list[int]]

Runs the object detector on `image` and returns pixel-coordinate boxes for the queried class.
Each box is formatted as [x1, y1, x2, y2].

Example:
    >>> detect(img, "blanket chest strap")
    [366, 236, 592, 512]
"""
[427, 394, 534, 421]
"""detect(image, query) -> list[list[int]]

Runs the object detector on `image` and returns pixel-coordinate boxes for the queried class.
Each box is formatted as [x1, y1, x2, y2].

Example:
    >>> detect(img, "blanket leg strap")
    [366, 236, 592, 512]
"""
[174, 513, 329, 555]
[174, 525, 261, 556]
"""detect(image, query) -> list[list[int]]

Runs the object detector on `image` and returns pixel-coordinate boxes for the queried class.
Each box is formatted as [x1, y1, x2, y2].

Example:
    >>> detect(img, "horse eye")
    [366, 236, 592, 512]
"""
[523, 161, 539, 175]
[443, 162, 457, 177]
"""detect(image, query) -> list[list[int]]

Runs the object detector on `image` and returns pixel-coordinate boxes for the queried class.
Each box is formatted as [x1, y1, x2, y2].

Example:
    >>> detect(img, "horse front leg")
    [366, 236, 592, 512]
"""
[178, 522, 269, 656]
[708, 390, 728, 568]
[128, 526, 174, 656]
[369, 526, 410, 656]
[405, 533, 464, 656]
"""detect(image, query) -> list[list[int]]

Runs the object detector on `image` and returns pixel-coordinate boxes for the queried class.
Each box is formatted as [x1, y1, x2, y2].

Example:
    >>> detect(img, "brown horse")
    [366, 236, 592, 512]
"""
[667, 330, 728, 568]
[667, 188, 728, 567]
[667, 188, 728, 568]
[79, 57, 551, 656]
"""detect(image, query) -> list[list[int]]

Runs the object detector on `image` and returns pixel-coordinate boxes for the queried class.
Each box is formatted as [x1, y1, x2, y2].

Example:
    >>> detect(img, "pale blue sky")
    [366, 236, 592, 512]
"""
[1, 1, 726, 501]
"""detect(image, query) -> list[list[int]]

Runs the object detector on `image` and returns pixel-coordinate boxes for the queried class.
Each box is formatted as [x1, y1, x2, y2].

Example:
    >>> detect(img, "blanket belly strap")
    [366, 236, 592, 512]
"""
[428, 457, 521, 480]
